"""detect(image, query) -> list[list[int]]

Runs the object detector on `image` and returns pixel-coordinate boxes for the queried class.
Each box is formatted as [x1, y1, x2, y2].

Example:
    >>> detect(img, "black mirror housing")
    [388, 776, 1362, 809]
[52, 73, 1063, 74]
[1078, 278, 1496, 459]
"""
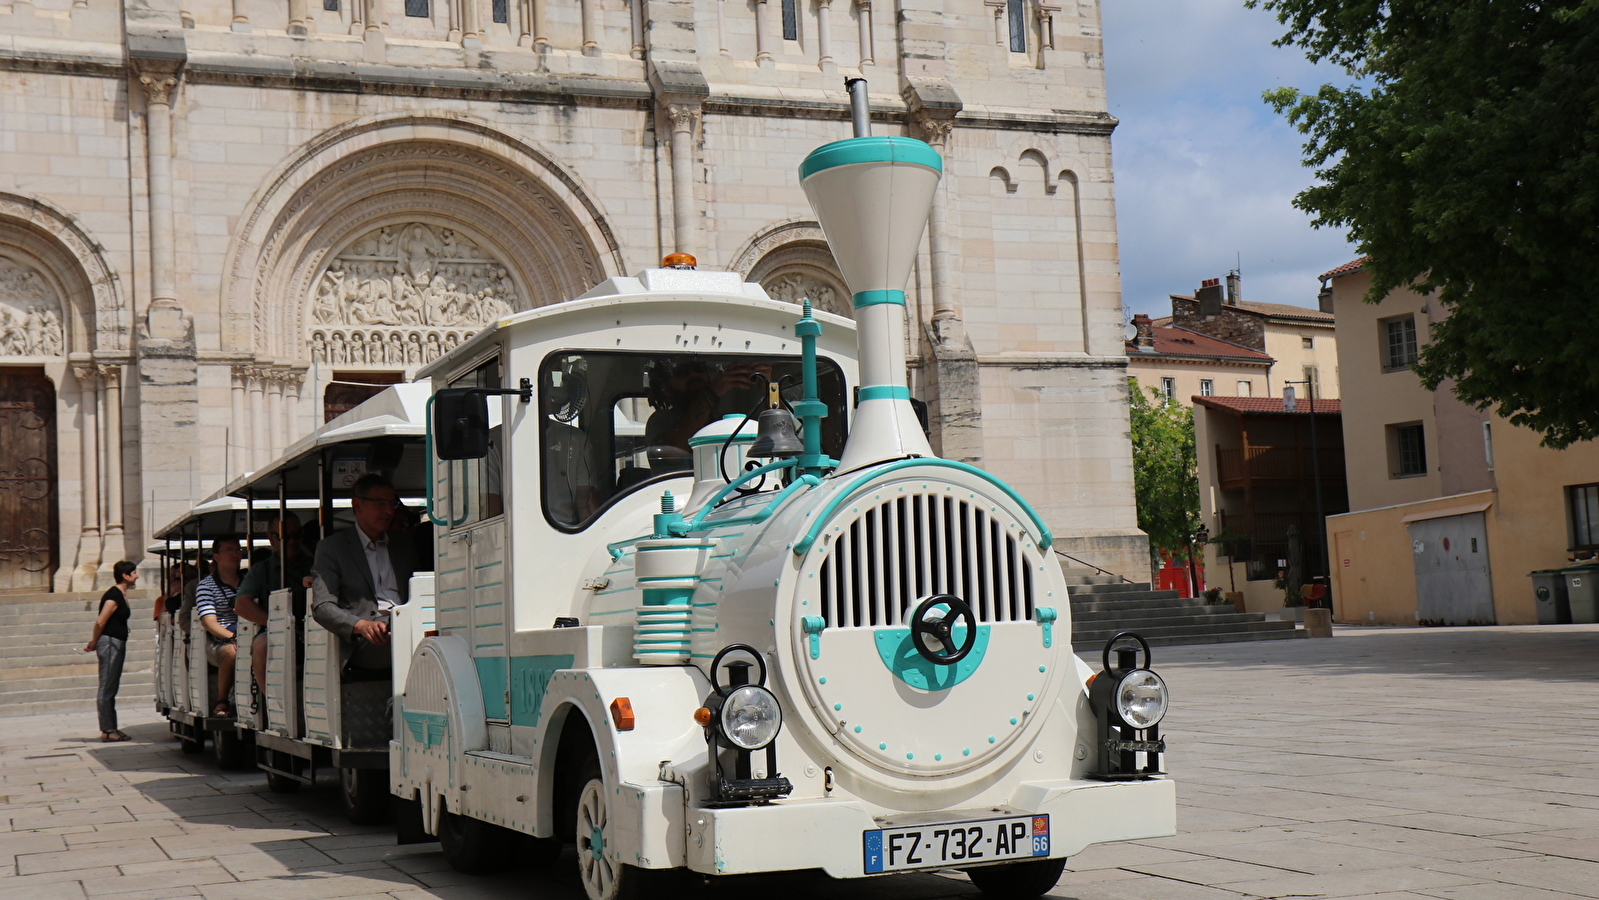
[434, 388, 490, 460]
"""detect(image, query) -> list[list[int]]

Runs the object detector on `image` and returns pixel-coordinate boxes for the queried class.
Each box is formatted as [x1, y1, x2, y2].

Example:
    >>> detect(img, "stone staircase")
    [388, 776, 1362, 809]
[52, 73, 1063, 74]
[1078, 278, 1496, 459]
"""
[1063, 570, 1304, 652]
[0, 590, 158, 719]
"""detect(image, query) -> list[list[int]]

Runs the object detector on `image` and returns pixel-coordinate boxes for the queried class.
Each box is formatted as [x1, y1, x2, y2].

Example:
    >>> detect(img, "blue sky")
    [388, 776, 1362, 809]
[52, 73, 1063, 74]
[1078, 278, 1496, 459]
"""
[1100, 0, 1358, 316]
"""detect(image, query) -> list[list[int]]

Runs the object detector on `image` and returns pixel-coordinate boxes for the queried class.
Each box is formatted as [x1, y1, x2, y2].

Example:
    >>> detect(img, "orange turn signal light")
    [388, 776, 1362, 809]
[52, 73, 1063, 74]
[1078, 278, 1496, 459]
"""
[610, 697, 636, 732]
[1085, 672, 1098, 689]
[423, 630, 439, 637]
[693, 707, 713, 726]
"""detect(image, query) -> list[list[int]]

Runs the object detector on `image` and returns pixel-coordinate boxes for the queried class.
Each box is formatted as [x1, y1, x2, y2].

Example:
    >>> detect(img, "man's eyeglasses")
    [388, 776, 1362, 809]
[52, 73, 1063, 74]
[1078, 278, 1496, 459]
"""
[357, 497, 400, 510]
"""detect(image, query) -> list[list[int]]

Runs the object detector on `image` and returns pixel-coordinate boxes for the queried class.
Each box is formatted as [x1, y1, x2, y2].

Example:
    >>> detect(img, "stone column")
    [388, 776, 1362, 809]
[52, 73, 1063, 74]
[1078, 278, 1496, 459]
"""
[230, 365, 247, 478]
[267, 370, 286, 458]
[283, 371, 305, 450]
[448, 0, 464, 42]
[231, 0, 251, 31]
[984, 0, 1005, 45]
[817, 0, 834, 66]
[70, 364, 102, 591]
[1037, 2, 1059, 50]
[98, 364, 125, 571]
[580, 0, 599, 55]
[753, 0, 772, 62]
[912, 106, 984, 464]
[249, 367, 268, 471]
[667, 104, 701, 257]
[132, 51, 201, 544]
[630, 0, 645, 58]
[288, 0, 309, 36]
[855, 0, 873, 66]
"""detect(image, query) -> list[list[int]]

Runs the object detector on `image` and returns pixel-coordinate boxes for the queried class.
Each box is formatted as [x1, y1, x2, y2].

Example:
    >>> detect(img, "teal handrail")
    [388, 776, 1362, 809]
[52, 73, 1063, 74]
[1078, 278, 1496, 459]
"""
[792, 458, 1054, 555]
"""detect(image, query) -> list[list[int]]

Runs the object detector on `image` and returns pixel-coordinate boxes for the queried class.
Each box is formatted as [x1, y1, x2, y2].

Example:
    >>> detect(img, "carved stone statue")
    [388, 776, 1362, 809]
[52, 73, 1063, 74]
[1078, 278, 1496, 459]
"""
[0, 257, 66, 356]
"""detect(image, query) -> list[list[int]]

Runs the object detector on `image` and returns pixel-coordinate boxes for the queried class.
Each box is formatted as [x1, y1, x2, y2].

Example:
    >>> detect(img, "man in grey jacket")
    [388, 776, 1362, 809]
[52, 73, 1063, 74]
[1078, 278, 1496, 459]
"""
[310, 473, 416, 670]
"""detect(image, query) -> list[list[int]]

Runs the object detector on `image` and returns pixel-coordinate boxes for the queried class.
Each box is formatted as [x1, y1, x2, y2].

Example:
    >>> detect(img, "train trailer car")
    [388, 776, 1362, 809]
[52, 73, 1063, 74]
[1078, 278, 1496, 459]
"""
[390, 95, 1175, 900]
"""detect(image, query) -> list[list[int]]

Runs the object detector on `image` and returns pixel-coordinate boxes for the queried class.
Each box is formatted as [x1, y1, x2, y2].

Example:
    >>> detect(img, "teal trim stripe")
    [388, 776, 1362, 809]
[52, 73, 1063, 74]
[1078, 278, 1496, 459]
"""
[858, 385, 911, 402]
[799, 136, 943, 180]
[475, 656, 508, 720]
[792, 458, 1055, 554]
[853, 290, 906, 308]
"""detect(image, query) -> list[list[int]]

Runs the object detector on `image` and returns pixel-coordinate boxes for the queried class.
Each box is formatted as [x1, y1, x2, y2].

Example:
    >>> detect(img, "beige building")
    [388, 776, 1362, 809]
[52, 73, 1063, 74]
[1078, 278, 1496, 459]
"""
[1323, 259, 1599, 625]
[1123, 313, 1272, 404]
[0, 0, 1153, 593]
[1160, 274, 1340, 401]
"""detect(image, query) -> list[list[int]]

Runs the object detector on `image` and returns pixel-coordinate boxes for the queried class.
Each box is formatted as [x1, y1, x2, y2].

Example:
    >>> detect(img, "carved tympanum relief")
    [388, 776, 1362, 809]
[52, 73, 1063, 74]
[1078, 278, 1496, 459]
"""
[308, 223, 524, 366]
[761, 271, 852, 319]
[0, 257, 65, 357]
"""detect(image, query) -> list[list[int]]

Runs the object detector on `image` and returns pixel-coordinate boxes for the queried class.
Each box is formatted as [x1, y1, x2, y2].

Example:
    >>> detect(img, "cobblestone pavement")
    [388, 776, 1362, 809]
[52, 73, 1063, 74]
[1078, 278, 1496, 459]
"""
[3, 624, 1597, 900]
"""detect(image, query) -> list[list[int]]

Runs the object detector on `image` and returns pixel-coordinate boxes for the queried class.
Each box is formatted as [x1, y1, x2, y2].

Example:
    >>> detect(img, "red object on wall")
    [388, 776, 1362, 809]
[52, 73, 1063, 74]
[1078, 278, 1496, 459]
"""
[1156, 558, 1194, 598]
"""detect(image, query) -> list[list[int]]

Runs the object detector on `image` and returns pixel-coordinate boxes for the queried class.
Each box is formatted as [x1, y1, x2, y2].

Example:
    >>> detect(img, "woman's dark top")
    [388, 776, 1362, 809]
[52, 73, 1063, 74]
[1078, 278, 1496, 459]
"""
[99, 586, 130, 641]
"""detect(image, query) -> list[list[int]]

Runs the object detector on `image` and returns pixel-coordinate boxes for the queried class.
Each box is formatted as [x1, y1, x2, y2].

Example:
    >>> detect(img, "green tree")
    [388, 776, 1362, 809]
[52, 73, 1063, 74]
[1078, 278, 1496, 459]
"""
[1128, 380, 1200, 561]
[1254, 0, 1599, 447]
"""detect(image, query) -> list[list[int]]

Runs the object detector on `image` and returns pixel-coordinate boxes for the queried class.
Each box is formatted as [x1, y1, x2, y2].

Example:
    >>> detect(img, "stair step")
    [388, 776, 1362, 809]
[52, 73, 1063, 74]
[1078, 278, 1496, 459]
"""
[1072, 619, 1299, 641]
[1069, 590, 1184, 603]
[1071, 610, 1268, 627]
[1064, 582, 1157, 595]
[1070, 598, 1211, 614]
[1072, 628, 1306, 650]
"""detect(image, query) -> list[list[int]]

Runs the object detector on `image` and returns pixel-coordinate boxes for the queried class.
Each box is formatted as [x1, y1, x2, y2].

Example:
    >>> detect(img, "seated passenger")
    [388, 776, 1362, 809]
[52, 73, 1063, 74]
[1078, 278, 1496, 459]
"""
[310, 474, 416, 674]
[643, 359, 762, 470]
[234, 513, 313, 708]
[544, 377, 600, 526]
[194, 538, 244, 717]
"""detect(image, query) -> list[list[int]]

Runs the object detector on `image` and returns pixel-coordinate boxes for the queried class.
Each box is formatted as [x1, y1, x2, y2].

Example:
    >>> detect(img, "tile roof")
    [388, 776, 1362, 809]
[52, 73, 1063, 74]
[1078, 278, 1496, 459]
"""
[1320, 257, 1368, 281]
[1192, 396, 1342, 415]
[1126, 325, 1273, 362]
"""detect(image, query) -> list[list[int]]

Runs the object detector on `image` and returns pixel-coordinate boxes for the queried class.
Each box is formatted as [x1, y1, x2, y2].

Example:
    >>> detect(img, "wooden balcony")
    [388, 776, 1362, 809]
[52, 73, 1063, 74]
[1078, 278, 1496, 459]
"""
[1216, 446, 1345, 490]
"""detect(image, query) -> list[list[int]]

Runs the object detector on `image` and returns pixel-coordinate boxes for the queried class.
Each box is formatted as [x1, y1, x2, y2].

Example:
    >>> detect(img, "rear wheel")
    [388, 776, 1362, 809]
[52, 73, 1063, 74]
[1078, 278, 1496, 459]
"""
[210, 729, 249, 769]
[438, 808, 515, 874]
[179, 734, 204, 755]
[339, 768, 391, 825]
[964, 858, 1068, 898]
[264, 770, 301, 794]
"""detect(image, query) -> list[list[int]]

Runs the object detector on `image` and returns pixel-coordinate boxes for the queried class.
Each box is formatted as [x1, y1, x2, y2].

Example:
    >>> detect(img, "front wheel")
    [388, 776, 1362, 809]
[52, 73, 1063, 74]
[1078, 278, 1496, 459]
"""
[265, 770, 301, 794]
[577, 775, 663, 900]
[339, 767, 391, 825]
[964, 858, 1068, 898]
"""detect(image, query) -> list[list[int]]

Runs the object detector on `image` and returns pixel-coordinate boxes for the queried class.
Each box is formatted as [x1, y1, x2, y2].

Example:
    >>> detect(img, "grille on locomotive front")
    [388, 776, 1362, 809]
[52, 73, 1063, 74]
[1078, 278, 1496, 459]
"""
[817, 492, 1036, 628]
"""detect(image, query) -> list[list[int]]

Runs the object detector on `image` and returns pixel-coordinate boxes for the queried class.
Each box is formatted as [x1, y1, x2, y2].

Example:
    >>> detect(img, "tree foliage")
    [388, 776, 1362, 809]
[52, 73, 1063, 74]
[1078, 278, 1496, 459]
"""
[1128, 380, 1200, 558]
[1253, 0, 1599, 446]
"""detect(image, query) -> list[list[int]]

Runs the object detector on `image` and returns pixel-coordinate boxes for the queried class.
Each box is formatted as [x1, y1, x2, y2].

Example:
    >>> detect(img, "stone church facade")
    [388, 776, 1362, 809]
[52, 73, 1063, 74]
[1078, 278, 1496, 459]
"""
[0, 0, 1145, 592]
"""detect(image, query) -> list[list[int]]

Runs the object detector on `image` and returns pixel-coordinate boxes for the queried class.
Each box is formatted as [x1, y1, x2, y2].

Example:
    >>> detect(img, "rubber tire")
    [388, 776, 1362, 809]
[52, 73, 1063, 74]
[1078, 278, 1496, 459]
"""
[964, 858, 1069, 898]
[210, 730, 249, 770]
[265, 770, 301, 794]
[179, 735, 205, 755]
[340, 767, 392, 826]
[438, 809, 515, 874]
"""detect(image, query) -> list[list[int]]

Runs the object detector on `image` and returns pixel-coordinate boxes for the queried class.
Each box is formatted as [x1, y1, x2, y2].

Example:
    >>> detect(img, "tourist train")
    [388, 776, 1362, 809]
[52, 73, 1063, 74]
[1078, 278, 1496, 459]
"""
[152, 100, 1175, 900]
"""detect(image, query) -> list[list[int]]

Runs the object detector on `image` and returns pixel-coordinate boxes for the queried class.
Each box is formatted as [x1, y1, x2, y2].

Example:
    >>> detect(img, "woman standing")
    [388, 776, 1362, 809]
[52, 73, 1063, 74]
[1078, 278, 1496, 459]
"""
[84, 561, 139, 742]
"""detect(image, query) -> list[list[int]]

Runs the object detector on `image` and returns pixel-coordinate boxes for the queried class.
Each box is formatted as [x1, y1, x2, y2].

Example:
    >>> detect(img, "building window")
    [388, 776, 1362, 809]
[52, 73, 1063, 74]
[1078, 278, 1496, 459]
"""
[1301, 336, 1314, 349]
[781, 0, 798, 40]
[1389, 422, 1427, 478]
[1236, 380, 1252, 397]
[1008, 0, 1026, 52]
[1383, 315, 1419, 371]
[1160, 377, 1176, 402]
[1482, 421, 1495, 470]
[1199, 379, 1214, 397]
[1569, 483, 1599, 551]
[324, 0, 338, 10]
[493, 0, 507, 23]
[1302, 365, 1321, 398]
[405, 0, 428, 17]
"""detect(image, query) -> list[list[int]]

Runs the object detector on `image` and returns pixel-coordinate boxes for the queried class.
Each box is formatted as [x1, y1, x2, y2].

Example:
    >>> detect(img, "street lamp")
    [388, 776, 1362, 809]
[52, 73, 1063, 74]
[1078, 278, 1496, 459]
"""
[1282, 381, 1330, 610]
[1186, 525, 1209, 602]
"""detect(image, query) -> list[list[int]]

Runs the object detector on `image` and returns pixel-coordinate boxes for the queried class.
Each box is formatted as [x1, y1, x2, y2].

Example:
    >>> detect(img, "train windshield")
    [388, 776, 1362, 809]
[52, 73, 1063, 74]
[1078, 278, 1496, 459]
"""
[538, 351, 848, 531]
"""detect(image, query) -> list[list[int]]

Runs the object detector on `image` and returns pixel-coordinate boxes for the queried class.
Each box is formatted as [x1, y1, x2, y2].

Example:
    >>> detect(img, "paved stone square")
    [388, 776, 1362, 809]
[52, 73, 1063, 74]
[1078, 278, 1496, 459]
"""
[3, 625, 1597, 900]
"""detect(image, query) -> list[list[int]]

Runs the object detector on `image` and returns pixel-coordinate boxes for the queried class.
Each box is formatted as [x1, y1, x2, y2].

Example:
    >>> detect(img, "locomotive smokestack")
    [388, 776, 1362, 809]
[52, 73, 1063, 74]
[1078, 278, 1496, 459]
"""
[799, 78, 941, 472]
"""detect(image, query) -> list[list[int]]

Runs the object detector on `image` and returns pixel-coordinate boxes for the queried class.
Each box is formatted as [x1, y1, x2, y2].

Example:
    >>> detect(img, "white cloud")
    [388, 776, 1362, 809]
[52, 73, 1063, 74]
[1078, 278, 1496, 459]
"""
[1102, 0, 1359, 315]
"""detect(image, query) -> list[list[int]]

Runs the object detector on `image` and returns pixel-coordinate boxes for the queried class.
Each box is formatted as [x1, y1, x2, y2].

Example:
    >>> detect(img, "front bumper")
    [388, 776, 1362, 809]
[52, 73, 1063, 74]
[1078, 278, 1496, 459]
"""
[684, 777, 1175, 878]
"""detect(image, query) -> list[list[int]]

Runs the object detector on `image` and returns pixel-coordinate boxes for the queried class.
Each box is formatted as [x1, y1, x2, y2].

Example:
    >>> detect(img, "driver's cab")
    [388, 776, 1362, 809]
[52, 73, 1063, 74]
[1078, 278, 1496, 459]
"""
[423, 271, 861, 708]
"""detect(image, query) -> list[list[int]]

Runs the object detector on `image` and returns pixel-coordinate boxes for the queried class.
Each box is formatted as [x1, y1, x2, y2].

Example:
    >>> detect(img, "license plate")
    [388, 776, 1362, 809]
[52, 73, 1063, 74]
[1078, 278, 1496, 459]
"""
[863, 814, 1049, 873]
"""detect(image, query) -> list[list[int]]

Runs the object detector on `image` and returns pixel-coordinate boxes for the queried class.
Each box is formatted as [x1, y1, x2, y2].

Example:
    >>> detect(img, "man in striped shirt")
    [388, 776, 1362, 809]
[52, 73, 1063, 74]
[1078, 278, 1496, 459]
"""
[195, 537, 244, 717]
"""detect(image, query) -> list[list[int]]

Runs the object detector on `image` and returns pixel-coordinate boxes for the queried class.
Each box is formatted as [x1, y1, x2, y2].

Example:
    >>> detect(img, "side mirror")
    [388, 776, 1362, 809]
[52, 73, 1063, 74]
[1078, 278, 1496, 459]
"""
[434, 388, 490, 460]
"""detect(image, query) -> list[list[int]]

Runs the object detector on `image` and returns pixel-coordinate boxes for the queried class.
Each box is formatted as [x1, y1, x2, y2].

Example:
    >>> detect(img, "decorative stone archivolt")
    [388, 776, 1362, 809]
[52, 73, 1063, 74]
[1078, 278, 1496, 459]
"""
[0, 256, 64, 356]
[731, 220, 853, 319]
[0, 192, 128, 354]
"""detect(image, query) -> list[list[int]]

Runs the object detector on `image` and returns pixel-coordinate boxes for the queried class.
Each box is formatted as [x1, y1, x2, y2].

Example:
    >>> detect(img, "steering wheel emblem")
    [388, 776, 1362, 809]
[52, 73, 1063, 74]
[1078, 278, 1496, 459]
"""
[909, 595, 978, 665]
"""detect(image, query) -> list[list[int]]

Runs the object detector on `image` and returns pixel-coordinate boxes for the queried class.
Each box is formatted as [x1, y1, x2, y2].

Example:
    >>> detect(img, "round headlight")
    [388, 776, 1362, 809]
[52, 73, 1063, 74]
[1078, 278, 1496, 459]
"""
[1114, 669, 1168, 729]
[719, 685, 783, 750]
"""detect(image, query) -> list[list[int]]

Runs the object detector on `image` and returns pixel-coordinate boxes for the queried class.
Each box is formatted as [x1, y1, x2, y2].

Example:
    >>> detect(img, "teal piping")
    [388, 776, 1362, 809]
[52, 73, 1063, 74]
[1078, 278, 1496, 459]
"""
[858, 385, 911, 402]
[853, 290, 906, 308]
[799, 136, 944, 180]
[792, 459, 1054, 555]
[685, 474, 822, 532]
[793, 300, 830, 477]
